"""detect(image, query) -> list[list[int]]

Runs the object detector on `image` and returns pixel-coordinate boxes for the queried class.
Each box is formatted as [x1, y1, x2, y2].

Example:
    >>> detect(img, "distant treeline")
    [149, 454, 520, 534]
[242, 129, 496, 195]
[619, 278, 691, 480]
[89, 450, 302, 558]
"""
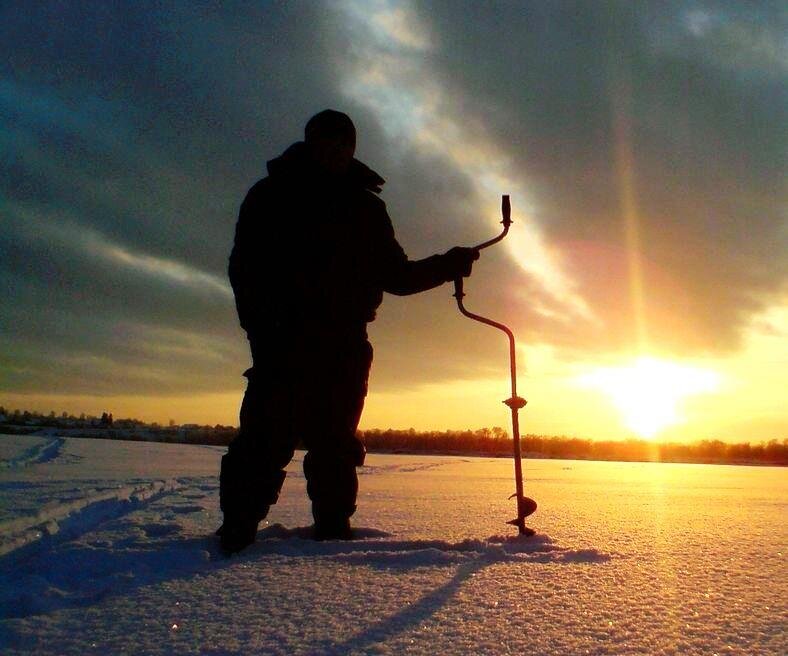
[358, 428, 788, 466]
[2, 410, 785, 465]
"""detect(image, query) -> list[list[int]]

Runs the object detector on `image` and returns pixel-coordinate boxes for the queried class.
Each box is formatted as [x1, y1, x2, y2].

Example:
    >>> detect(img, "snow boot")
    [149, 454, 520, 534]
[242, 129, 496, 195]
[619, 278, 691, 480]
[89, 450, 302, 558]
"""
[219, 515, 259, 554]
[215, 503, 270, 538]
[313, 516, 353, 541]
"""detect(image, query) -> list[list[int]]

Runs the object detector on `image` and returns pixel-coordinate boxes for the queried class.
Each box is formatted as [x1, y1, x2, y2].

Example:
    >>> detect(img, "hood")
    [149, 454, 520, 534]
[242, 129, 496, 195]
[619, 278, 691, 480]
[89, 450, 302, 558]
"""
[266, 142, 385, 194]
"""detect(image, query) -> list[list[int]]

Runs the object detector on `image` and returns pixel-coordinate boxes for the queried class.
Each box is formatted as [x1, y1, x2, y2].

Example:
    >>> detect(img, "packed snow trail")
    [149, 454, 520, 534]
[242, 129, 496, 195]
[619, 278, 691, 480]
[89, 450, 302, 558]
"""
[0, 437, 65, 470]
[0, 476, 207, 619]
[0, 479, 181, 559]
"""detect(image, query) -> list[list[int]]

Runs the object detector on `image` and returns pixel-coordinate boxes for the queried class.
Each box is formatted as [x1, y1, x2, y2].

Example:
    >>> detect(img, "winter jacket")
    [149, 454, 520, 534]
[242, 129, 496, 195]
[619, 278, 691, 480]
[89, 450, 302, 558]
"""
[229, 142, 456, 344]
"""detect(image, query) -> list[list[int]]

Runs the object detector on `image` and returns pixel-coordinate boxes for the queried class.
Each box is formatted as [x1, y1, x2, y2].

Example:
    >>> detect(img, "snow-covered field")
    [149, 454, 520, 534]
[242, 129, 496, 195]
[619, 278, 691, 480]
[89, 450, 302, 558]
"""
[0, 433, 785, 655]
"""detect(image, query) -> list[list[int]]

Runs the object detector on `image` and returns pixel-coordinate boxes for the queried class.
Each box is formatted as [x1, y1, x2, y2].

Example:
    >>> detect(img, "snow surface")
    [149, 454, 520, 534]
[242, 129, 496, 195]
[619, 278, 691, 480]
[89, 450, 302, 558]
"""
[0, 433, 785, 655]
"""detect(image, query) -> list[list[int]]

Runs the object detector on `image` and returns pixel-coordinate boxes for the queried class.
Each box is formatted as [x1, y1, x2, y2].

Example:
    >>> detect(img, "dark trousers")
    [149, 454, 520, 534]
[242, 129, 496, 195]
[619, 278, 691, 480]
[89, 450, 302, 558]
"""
[220, 338, 372, 525]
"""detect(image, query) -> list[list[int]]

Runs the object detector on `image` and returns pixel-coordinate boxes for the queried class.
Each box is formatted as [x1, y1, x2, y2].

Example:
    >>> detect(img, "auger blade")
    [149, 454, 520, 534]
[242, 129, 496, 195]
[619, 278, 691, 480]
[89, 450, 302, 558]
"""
[519, 496, 538, 517]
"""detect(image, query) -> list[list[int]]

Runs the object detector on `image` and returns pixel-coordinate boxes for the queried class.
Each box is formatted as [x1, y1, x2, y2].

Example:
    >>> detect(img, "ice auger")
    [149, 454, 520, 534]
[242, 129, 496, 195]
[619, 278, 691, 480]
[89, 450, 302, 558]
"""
[453, 195, 537, 536]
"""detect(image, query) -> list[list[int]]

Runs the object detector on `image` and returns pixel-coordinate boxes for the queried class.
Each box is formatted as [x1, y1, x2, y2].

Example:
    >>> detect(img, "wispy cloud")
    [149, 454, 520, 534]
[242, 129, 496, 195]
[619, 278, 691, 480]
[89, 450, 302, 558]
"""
[100, 242, 231, 298]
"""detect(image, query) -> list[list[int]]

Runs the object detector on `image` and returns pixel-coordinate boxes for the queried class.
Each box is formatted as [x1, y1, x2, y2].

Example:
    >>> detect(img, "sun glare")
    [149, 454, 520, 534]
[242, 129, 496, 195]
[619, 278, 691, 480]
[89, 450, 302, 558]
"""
[577, 357, 720, 438]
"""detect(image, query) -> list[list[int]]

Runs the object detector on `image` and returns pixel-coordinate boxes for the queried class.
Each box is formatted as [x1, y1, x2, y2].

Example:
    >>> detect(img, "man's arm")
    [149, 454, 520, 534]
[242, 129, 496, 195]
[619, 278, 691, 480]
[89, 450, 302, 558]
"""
[376, 205, 478, 296]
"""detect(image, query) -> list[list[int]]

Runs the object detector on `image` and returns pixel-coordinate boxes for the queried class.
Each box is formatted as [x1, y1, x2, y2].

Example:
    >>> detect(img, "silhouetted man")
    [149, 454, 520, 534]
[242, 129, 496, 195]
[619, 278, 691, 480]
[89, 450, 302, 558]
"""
[219, 110, 478, 553]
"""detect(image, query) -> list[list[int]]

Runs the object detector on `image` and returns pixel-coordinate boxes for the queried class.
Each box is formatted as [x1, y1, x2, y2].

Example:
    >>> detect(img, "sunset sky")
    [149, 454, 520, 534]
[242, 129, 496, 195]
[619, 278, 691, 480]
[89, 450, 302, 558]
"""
[1, 1, 785, 442]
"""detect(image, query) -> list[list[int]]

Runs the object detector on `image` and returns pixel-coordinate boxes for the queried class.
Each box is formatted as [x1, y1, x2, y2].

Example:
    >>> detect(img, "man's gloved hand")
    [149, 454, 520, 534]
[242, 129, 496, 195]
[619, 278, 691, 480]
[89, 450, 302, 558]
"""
[443, 246, 480, 279]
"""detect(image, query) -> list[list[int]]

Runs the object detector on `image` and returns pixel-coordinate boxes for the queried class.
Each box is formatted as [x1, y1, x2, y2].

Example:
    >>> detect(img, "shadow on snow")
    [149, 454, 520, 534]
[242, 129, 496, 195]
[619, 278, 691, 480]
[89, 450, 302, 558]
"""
[0, 522, 612, 628]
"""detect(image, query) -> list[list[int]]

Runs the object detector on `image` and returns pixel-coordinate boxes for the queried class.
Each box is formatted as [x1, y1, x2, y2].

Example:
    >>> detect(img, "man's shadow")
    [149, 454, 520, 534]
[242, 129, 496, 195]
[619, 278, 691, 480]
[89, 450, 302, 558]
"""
[245, 524, 611, 654]
[310, 559, 488, 655]
[0, 520, 610, 652]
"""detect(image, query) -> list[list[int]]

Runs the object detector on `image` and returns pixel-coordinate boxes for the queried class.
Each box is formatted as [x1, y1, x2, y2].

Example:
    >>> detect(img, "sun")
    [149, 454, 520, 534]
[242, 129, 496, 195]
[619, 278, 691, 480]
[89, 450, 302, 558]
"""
[577, 357, 720, 438]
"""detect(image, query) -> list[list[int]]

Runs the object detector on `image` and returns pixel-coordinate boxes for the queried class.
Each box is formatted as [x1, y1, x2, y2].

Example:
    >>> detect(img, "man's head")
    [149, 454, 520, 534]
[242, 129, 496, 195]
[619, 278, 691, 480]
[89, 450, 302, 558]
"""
[304, 110, 356, 174]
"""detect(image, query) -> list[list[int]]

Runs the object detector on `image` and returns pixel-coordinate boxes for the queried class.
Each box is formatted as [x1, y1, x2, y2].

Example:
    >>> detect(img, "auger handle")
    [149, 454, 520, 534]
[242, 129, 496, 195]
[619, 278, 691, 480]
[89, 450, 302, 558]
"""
[472, 194, 512, 252]
[453, 194, 511, 297]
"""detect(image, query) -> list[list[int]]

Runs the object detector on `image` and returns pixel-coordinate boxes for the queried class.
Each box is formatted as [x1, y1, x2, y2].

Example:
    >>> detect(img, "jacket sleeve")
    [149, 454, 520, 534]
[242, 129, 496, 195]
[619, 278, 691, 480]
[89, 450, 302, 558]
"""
[376, 204, 453, 296]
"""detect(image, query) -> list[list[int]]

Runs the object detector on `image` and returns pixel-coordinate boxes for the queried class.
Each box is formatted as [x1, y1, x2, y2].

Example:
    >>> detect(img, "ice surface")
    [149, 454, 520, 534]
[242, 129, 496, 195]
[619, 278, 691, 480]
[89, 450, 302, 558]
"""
[0, 433, 785, 655]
